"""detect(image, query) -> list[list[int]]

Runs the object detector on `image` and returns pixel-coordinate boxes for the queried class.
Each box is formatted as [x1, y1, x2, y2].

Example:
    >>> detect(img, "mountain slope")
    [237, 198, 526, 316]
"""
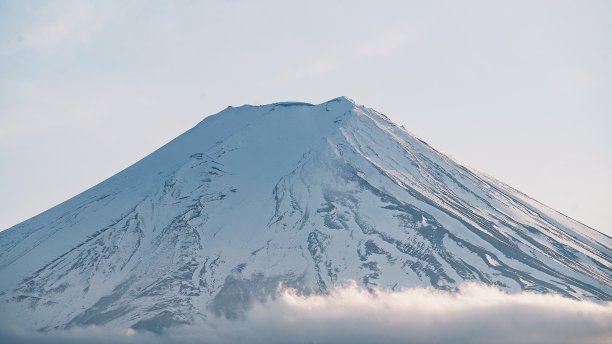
[0, 97, 610, 332]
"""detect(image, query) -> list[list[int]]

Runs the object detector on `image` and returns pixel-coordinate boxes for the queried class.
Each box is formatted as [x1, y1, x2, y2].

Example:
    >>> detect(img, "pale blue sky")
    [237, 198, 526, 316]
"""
[1, 0, 610, 234]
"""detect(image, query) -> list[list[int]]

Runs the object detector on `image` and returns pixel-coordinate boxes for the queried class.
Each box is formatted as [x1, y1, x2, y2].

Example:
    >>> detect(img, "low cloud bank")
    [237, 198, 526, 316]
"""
[2, 283, 611, 344]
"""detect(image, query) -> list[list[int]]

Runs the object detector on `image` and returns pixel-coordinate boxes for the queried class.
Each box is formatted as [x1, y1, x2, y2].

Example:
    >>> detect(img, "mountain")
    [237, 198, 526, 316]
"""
[0, 97, 610, 333]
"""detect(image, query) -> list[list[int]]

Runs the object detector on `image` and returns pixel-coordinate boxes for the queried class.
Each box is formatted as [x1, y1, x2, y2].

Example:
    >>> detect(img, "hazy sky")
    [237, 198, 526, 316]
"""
[0, 0, 610, 235]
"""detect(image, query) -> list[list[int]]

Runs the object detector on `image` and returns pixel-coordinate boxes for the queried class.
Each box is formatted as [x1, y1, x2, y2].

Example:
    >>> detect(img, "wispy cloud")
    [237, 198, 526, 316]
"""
[1, 283, 610, 343]
[0, 0, 103, 55]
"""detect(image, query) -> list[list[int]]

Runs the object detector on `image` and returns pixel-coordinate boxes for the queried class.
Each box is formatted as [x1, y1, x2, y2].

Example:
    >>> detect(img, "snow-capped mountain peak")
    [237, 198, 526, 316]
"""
[0, 97, 609, 332]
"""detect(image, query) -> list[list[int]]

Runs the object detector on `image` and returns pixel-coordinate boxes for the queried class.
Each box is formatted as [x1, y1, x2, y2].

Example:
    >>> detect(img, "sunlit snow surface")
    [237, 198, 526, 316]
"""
[0, 97, 610, 332]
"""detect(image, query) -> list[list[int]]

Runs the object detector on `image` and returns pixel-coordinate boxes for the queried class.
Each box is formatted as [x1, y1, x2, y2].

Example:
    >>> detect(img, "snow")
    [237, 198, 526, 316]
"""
[485, 254, 500, 267]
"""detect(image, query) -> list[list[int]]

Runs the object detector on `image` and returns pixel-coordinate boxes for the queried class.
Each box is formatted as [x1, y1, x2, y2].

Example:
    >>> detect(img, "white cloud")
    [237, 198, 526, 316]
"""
[1, 283, 610, 344]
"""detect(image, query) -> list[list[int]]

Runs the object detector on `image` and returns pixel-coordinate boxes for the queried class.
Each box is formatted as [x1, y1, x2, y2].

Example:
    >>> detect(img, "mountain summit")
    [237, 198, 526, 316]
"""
[0, 97, 610, 332]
